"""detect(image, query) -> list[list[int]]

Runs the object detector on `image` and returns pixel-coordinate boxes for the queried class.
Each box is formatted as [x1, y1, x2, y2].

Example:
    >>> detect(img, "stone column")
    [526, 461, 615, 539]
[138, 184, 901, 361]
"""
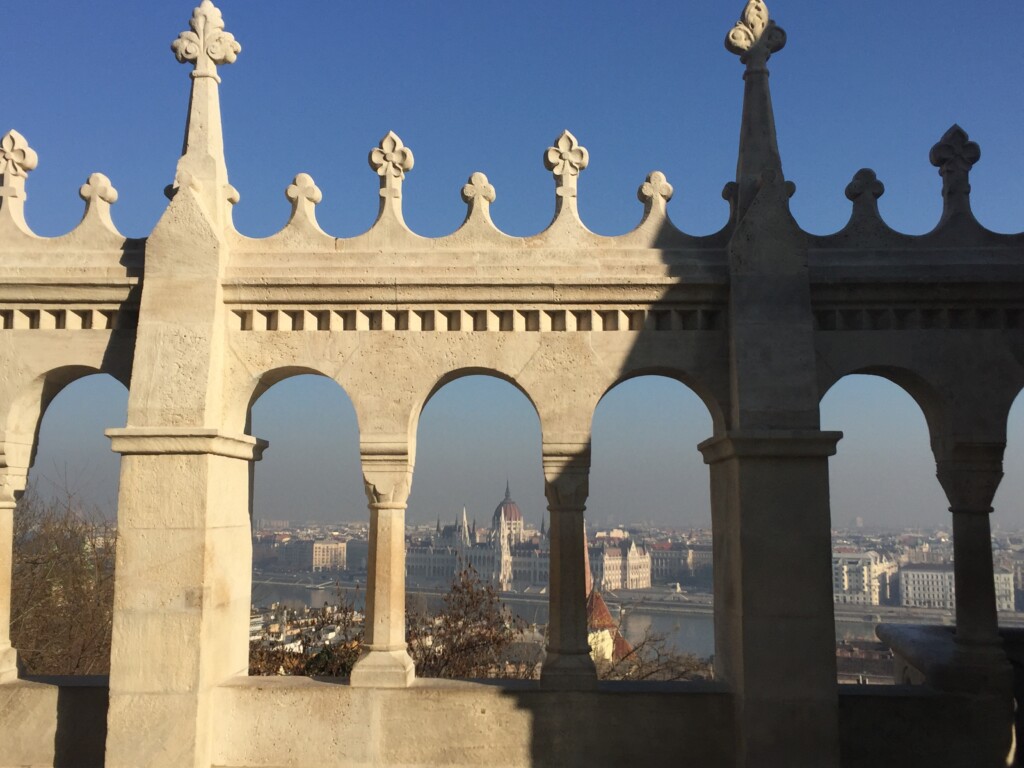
[540, 440, 596, 688]
[350, 438, 415, 687]
[700, 429, 842, 768]
[104, 428, 265, 768]
[0, 497, 18, 683]
[0, 432, 32, 683]
[936, 444, 1004, 649]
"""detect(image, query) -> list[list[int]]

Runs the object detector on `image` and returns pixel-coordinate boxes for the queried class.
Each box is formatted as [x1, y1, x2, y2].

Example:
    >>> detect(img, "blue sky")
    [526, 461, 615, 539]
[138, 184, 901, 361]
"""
[12, 1, 1024, 528]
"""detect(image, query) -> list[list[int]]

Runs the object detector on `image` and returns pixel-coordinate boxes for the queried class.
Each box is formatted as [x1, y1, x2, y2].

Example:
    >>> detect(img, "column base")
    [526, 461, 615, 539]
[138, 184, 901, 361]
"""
[350, 648, 415, 688]
[0, 643, 17, 683]
[541, 651, 598, 690]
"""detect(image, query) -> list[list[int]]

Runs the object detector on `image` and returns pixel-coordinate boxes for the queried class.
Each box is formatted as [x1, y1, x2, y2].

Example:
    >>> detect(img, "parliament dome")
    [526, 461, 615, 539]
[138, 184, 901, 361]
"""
[493, 482, 523, 525]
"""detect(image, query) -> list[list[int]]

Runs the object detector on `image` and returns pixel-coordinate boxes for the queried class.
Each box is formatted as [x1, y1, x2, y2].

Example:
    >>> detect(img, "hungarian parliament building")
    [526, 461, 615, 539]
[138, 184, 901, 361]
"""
[405, 485, 652, 592]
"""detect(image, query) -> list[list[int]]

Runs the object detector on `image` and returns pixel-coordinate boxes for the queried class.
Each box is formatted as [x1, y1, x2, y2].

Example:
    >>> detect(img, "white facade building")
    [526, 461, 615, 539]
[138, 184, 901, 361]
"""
[900, 564, 1015, 612]
[832, 550, 898, 606]
[312, 540, 347, 572]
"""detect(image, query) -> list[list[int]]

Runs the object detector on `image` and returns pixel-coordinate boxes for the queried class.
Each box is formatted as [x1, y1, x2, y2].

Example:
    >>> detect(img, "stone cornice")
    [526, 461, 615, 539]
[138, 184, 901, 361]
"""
[698, 430, 842, 463]
[106, 427, 267, 460]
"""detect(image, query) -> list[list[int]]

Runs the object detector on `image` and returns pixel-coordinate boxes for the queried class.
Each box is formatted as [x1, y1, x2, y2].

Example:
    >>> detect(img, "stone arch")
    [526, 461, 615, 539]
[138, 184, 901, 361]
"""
[991, 386, 1024, 529]
[410, 367, 541, 454]
[6, 365, 130, 484]
[241, 364, 344, 433]
[819, 365, 947, 457]
[244, 367, 364, 520]
[596, 366, 725, 436]
[821, 372, 950, 529]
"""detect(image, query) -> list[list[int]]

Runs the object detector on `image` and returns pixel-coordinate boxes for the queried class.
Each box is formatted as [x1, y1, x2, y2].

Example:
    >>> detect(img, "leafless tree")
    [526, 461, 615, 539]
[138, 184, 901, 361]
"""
[10, 483, 116, 675]
[406, 565, 530, 679]
[595, 628, 713, 682]
[249, 587, 364, 676]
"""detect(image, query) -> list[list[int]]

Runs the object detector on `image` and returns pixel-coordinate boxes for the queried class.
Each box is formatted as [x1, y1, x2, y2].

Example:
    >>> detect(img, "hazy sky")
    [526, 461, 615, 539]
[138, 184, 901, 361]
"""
[12, 1, 1024, 528]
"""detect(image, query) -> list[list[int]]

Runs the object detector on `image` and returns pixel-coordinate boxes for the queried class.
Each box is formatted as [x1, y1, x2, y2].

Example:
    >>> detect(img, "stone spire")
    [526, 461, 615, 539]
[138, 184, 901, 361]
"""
[169, 0, 241, 226]
[726, 0, 788, 220]
[583, 520, 593, 596]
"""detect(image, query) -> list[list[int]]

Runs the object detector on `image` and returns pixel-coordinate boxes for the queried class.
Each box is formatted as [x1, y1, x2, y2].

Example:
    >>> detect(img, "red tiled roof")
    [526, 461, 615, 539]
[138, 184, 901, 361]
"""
[586, 589, 619, 631]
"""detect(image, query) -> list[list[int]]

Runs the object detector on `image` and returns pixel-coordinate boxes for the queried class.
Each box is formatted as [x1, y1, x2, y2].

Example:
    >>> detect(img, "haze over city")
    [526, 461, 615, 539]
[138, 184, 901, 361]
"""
[10, 0, 1024, 529]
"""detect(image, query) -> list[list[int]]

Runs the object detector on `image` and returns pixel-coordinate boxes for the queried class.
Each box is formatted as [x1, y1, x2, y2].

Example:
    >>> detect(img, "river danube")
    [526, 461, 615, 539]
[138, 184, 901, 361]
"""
[253, 581, 895, 659]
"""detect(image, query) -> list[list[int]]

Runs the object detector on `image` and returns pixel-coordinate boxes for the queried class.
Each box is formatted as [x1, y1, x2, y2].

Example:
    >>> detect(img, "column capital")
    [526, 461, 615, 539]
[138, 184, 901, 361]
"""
[699, 429, 842, 464]
[936, 443, 1004, 514]
[106, 427, 267, 460]
[0, 431, 34, 504]
[360, 440, 413, 508]
[542, 441, 590, 512]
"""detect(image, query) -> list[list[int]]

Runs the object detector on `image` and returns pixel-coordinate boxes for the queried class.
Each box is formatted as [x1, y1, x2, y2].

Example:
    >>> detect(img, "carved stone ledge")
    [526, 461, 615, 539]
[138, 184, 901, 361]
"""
[813, 306, 1024, 332]
[699, 430, 842, 463]
[229, 306, 725, 333]
[106, 427, 267, 461]
[878, 623, 1011, 696]
[0, 307, 138, 331]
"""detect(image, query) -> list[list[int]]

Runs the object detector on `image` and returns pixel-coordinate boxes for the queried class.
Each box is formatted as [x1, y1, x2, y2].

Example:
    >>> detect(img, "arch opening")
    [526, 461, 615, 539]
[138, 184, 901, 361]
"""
[822, 373, 954, 685]
[992, 389, 1024, 615]
[246, 373, 368, 678]
[589, 374, 715, 681]
[407, 374, 544, 679]
[11, 372, 127, 676]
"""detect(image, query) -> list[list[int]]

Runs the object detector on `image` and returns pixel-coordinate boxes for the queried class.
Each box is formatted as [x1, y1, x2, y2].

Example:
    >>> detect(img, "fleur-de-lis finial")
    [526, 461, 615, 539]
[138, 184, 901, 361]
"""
[930, 125, 980, 219]
[545, 131, 589, 183]
[285, 173, 324, 230]
[0, 130, 38, 232]
[368, 132, 414, 226]
[726, 0, 786, 69]
[369, 131, 415, 181]
[544, 129, 589, 208]
[0, 130, 38, 181]
[172, 0, 241, 82]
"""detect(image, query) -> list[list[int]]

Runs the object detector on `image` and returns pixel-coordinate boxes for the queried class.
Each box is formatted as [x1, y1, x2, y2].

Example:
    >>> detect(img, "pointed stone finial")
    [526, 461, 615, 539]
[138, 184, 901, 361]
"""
[460, 171, 496, 225]
[544, 130, 588, 222]
[78, 172, 120, 233]
[0, 130, 39, 233]
[637, 171, 674, 219]
[930, 124, 980, 221]
[285, 173, 323, 230]
[726, 0, 786, 70]
[172, 0, 241, 82]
